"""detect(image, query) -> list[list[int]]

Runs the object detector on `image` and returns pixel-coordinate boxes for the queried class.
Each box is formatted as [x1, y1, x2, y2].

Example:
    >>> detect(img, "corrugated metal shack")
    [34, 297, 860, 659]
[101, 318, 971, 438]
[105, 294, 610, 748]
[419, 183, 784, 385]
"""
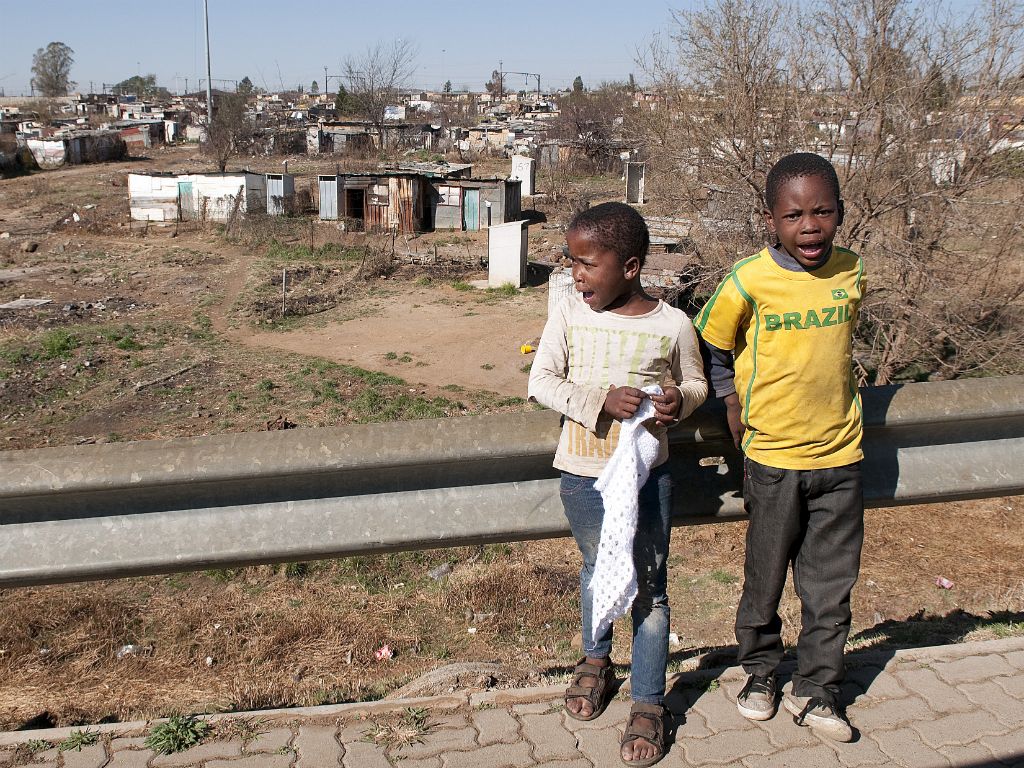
[24, 131, 127, 168]
[129, 171, 268, 223]
[307, 121, 443, 155]
[265, 173, 296, 215]
[317, 169, 521, 233]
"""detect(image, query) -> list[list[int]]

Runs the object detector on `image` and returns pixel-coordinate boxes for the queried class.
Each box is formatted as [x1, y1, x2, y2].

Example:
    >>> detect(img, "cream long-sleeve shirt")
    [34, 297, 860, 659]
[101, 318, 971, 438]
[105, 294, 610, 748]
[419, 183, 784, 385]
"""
[528, 293, 708, 477]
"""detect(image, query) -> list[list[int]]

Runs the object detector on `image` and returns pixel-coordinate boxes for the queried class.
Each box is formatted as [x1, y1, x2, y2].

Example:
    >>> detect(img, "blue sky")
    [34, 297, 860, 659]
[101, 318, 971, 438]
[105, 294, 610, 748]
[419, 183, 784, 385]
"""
[0, 0, 686, 96]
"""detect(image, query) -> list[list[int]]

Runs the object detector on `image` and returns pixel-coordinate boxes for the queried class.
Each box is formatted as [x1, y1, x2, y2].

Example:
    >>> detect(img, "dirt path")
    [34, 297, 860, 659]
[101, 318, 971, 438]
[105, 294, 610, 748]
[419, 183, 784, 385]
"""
[237, 283, 551, 397]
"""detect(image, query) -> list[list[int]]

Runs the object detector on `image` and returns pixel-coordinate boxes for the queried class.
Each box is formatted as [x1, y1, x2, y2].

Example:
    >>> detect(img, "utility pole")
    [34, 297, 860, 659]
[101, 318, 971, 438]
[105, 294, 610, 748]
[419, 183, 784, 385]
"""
[499, 60, 503, 100]
[324, 66, 328, 96]
[203, 0, 214, 122]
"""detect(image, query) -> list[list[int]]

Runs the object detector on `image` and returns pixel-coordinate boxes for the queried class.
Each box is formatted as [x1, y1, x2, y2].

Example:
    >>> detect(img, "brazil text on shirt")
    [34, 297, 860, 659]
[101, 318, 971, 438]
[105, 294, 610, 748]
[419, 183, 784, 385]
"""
[764, 302, 854, 331]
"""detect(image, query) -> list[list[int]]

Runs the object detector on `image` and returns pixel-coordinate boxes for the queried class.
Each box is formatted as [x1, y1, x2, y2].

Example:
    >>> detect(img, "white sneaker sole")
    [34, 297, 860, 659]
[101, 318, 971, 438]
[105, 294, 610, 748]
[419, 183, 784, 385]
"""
[783, 696, 853, 742]
[736, 699, 776, 721]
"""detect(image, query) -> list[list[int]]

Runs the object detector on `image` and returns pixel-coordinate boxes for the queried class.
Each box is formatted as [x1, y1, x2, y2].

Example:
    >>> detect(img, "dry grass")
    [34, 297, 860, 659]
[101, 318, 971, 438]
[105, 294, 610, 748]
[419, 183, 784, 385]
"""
[0, 496, 1021, 729]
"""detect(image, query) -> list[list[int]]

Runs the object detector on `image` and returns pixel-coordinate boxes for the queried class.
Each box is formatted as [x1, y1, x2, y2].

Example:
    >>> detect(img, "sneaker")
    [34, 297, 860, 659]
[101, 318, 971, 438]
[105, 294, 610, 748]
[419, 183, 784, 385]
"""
[783, 693, 854, 742]
[736, 674, 777, 720]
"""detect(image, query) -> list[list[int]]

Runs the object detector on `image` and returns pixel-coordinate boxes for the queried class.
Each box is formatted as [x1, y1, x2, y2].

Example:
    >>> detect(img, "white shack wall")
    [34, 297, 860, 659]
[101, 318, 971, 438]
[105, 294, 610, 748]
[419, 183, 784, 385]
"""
[128, 173, 180, 221]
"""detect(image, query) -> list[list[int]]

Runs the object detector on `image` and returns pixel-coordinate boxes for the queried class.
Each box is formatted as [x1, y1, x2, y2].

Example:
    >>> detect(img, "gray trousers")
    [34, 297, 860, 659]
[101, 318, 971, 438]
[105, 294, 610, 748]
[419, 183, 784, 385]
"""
[735, 457, 864, 704]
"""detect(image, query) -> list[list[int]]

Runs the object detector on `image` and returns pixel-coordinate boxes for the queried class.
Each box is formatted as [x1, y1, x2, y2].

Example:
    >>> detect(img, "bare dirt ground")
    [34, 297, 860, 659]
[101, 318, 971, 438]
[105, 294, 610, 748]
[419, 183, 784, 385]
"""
[0, 146, 1021, 730]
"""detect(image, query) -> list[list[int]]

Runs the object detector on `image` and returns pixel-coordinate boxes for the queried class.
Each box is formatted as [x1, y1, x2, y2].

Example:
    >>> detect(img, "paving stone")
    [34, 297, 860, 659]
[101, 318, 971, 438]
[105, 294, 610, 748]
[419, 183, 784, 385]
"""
[931, 654, 1016, 684]
[872, 727, 952, 768]
[104, 752, 155, 768]
[576, 725, 629, 768]
[399, 724, 477, 759]
[511, 702, 554, 714]
[533, 761, 593, 768]
[937, 742, 1000, 766]
[846, 695, 933, 732]
[981, 728, 1024, 765]
[395, 758, 441, 768]
[992, 673, 1024, 699]
[151, 739, 241, 766]
[336, 721, 369, 743]
[340, 740, 392, 768]
[293, 725, 341, 768]
[244, 726, 293, 753]
[472, 707, 520, 745]
[889, 667, 973, 713]
[828, 734, 890, 766]
[440, 739, 535, 768]
[912, 709, 1007, 748]
[109, 737, 150, 751]
[60, 743, 107, 768]
[691, 685, 757, 733]
[844, 666, 908, 702]
[682, 727, 774, 765]
[742, 744, 843, 767]
[207, 756, 293, 768]
[673, 710, 713, 740]
[961, 680, 1024, 727]
[1004, 650, 1024, 671]
[755, 711, 823, 749]
[522, 712, 582, 761]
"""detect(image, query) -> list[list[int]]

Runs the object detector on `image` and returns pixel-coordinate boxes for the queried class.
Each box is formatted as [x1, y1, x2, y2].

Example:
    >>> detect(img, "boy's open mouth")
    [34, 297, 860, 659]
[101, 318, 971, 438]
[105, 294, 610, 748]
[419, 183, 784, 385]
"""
[797, 243, 827, 260]
[580, 290, 595, 303]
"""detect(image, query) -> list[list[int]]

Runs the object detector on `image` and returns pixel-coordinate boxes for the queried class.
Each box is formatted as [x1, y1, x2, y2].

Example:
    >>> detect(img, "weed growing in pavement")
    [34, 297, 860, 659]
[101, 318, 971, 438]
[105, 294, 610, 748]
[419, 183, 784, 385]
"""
[59, 729, 98, 752]
[145, 715, 211, 754]
[217, 717, 266, 746]
[364, 707, 432, 750]
[24, 739, 51, 752]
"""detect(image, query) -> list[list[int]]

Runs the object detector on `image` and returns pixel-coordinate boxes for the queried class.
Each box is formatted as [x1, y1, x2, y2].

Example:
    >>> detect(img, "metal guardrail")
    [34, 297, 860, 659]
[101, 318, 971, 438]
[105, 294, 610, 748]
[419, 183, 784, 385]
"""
[1, 376, 1022, 588]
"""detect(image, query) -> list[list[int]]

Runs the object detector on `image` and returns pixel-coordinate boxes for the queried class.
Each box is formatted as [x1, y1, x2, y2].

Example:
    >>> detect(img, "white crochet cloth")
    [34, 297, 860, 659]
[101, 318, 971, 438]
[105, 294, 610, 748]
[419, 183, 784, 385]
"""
[589, 384, 663, 644]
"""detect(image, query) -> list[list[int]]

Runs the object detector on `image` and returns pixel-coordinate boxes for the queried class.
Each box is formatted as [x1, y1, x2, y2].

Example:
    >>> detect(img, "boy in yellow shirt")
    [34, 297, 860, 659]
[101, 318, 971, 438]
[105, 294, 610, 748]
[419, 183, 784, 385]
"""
[695, 153, 865, 742]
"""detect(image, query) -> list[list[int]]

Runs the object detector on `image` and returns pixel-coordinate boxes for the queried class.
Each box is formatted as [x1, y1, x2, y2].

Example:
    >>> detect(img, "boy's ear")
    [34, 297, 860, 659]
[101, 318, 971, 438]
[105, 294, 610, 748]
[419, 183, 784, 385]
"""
[762, 208, 776, 237]
[623, 255, 641, 280]
[837, 199, 845, 227]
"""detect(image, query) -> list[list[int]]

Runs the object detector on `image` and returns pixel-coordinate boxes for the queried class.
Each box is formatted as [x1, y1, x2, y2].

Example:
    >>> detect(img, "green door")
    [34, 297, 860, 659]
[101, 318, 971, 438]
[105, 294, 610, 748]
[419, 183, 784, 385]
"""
[177, 181, 195, 221]
[463, 188, 479, 231]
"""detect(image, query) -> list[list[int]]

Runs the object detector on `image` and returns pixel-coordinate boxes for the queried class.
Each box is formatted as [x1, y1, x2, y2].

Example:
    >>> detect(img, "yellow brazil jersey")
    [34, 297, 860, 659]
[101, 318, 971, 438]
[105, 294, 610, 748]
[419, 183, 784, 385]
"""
[695, 246, 866, 470]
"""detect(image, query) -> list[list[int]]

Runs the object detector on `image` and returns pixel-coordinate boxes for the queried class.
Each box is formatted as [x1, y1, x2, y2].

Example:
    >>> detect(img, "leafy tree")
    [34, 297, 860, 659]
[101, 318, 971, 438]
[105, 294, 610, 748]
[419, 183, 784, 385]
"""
[485, 69, 503, 95]
[237, 76, 255, 98]
[310, 80, 320, 95]
[344, 39, 418, 147]
[335, 84, 351, 115]
[572, 75, 584, 93]
[112, 74, 168, 100]
[31, 42, 75, 96]
[444, 80, 452, 94]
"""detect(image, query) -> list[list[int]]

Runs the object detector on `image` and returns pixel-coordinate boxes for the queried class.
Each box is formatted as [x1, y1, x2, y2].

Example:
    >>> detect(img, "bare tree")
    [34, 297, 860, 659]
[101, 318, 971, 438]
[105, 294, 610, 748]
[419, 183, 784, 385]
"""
[634, 0, 1024, 383]
[343, 40, 418, 148]
[552, 82, 633, 171]
[202, 93, 259, 172]
[31, 42, 75, 97]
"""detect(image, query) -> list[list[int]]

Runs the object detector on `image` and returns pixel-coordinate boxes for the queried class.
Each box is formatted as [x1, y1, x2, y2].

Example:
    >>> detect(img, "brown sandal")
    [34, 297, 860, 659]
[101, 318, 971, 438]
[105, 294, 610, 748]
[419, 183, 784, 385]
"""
[564, 658, 615, 721]
[620, 702, 666, 767]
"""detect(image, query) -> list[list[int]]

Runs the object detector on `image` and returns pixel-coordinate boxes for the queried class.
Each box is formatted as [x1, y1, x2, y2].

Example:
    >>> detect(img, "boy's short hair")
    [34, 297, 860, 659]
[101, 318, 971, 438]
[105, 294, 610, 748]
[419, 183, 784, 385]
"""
[765, 153, 842, 211]
[567, 202, 649, 267]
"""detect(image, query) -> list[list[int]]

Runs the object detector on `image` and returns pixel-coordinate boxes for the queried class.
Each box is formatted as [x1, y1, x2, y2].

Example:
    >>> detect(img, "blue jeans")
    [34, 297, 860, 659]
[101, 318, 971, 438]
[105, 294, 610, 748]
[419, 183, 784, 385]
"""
[560, 462, 673, 704]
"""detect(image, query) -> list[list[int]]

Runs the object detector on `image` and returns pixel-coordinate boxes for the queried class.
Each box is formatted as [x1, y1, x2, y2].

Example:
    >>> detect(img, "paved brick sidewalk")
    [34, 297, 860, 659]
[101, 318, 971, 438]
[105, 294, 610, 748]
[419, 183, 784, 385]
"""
[3, 637, 1022, 767]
